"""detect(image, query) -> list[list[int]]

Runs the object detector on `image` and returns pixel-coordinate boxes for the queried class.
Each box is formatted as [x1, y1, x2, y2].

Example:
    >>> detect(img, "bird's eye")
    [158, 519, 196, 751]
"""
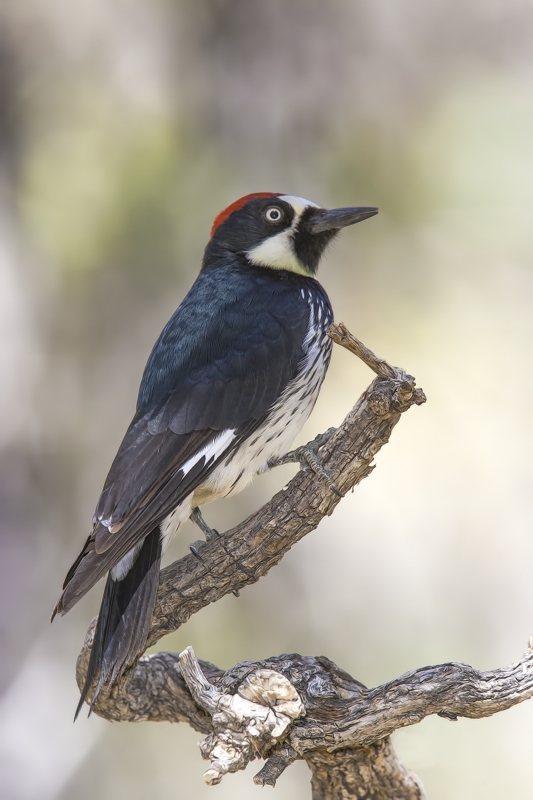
[264, 206, 284, 223]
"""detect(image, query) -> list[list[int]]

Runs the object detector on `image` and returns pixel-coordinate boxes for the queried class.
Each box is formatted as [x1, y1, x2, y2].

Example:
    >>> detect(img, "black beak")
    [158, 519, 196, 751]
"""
[305, 206, 378, 234]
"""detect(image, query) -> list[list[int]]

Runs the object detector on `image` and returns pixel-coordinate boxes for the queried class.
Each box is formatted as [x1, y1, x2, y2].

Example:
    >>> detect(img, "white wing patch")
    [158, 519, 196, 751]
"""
[110, 429, 236, 578]
[180, 428, 236, 476]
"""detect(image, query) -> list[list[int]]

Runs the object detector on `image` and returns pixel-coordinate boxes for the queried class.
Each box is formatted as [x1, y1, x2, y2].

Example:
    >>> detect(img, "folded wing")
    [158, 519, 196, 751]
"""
[55, 271, 311, 615]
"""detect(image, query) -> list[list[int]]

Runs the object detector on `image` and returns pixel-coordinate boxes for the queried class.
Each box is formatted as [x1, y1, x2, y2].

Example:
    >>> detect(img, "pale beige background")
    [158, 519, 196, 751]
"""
[1, 1, 533, 798]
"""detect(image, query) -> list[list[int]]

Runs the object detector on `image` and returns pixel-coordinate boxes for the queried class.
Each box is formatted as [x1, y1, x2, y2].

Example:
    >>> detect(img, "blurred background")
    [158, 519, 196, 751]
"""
[1, 0, 533, 797]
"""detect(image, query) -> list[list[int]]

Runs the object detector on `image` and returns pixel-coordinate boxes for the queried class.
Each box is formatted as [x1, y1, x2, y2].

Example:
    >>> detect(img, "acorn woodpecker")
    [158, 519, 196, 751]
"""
[52, 192, 377, 717]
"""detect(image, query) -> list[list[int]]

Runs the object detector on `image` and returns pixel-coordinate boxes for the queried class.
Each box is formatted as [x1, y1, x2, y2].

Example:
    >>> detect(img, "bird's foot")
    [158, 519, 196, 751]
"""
[269, 427, 344, 497]
[189, 508, 240, 596]
[189, 507, 220, 557]
[190, 506, 220, 544]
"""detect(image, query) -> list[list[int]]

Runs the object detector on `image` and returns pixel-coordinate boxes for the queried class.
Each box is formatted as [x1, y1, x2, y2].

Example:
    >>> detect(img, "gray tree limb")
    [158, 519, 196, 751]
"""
[76, 639, 533, 797]
[74, 325, 533, 797]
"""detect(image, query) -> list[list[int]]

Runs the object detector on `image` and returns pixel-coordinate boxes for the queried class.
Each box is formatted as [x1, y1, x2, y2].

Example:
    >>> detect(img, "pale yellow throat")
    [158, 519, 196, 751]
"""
[246, 195, 318, 277]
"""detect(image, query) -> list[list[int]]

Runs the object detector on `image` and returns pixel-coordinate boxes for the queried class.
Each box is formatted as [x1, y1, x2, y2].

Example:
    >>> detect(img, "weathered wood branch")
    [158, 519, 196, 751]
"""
[72, 324, 533, 796]
[76, 641, 533, 797]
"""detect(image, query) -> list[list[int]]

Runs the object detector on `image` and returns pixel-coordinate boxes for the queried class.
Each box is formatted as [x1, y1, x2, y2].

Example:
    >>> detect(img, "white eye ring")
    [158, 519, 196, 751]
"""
[265, 206, 283, 223]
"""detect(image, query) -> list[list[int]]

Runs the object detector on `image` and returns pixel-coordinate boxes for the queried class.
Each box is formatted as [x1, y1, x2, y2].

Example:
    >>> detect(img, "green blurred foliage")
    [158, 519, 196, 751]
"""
[20, 85, 179, 278]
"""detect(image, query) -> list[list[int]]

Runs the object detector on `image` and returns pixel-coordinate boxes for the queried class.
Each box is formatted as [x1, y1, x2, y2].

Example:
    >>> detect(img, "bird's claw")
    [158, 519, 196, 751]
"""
[189, 543, 205, 561]
[297, 446, 344, 497]
[190, 507, 221, 543]
[189, 508, 240, 597]
[269, 427, 344, 497]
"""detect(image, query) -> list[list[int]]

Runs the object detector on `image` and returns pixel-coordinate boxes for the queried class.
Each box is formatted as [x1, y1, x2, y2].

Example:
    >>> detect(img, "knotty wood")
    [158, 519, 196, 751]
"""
[73, 326, 533, 796]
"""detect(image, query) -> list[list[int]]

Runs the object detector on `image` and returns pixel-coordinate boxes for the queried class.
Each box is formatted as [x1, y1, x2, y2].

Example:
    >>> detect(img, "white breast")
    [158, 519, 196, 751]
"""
[194, 291, 333, 504]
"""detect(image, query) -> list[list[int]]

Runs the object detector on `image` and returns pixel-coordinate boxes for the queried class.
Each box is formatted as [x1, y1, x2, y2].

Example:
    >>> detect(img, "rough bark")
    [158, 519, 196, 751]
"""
[305, 742, 424, 800]
[74, 324, 532, 797]
[76, 641, 533, 796]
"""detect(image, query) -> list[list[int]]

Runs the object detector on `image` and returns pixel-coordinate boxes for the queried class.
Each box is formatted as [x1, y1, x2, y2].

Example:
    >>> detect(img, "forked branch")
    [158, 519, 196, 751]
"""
[77, 640, 533, 797]
[78, 324, 533, 797]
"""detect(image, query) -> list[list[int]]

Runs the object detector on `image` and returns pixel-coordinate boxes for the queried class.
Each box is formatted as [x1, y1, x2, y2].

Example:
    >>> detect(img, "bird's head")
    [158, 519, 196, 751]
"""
[204, 193, 378, 277]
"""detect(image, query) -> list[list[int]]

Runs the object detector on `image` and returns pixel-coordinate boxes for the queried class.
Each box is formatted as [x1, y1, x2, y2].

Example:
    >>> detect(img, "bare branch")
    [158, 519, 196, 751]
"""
[76, 326, 425, 678]
[288, 645, 533, 753]
[78, 326, 509, 797]
[327, 321, 402, 380]
[72, 327, 533, 795]
[77, 642, 533, 795]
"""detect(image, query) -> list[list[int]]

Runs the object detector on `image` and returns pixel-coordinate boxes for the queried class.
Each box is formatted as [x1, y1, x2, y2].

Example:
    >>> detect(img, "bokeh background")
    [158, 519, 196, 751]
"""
[2, 1, 533, 798]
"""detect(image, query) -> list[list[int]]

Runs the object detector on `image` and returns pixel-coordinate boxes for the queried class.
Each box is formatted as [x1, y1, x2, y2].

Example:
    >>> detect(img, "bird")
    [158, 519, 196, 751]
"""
[52, 192, 378, 718]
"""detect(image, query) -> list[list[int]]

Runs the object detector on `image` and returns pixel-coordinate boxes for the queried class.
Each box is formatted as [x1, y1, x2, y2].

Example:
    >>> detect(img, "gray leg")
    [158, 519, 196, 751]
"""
[189, 508, 239, 597]
[268, 427, 344, 498]
[189, 507, 220, 559]
[190, 506, 220, 543]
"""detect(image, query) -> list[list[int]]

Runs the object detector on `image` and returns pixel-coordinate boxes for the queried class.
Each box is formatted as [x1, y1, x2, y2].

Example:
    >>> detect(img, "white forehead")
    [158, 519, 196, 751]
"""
[278, 195, 319, 218]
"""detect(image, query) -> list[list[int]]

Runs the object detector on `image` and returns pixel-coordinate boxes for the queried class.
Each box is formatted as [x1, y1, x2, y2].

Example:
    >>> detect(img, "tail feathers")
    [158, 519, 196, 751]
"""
[75, 526, 162, 720]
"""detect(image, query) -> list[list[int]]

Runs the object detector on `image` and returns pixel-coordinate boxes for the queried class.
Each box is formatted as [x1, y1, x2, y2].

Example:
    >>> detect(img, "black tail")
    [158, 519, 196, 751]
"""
[75, 526, 162, 720]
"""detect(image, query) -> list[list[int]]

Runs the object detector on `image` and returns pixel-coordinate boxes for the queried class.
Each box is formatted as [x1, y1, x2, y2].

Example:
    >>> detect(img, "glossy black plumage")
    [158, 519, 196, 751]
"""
[137, 262, 312, 427]
[55, 264, 327, 615]
[75, 526, 161, 720]
[54, 192, 377, 716]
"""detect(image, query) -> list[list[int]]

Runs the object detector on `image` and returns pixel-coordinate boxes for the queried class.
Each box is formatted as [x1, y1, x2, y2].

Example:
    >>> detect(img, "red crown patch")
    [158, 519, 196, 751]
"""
[210, 192, 281, 237]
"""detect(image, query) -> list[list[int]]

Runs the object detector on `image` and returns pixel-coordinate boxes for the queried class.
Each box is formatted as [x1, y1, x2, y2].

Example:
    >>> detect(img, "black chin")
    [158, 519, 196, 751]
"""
[293, 204, 378, 274]
[293, 225, 338, 275]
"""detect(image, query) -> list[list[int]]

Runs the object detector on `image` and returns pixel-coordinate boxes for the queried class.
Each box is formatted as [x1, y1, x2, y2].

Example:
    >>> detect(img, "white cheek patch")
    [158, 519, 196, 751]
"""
[247, 195, 319, 275]
[247, 229, 306, 274]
